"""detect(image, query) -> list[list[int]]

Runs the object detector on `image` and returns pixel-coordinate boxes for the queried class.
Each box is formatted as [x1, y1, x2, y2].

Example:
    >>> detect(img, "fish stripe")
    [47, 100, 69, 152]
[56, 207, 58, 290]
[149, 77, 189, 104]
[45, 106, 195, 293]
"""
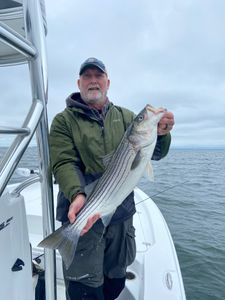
[75, 144, 131, 222]
[38, 104, 165, 270]
[73, 138, 136, 228]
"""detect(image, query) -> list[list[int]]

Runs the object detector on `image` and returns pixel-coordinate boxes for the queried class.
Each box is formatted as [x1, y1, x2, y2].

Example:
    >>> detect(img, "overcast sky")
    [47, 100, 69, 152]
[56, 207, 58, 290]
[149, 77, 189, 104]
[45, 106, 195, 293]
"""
[1, 0, 225, 148]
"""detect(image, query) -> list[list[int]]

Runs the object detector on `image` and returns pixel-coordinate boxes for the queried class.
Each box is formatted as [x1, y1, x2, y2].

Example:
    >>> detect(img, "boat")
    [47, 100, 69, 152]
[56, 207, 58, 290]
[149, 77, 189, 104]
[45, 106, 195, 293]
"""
[0, 1, 186, 299]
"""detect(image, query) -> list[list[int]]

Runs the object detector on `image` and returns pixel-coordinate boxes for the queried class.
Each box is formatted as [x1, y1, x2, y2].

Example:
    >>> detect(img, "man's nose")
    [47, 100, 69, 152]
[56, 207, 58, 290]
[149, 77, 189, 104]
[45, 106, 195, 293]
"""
[90, 75, 98, 83]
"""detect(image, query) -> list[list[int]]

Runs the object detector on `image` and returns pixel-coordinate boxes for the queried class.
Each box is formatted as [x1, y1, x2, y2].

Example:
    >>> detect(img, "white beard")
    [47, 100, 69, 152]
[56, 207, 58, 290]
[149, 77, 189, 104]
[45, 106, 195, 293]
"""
[81, 89, 106, 106]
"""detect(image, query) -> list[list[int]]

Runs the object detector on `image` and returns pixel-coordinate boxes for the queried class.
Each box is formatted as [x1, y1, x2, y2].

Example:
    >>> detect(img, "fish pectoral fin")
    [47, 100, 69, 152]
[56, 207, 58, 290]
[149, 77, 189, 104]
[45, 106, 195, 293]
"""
[144, 161, 154, 181]
[131, 150, 142, 170]
[38, 222, 81, 270]
[101, 211, 116, 227]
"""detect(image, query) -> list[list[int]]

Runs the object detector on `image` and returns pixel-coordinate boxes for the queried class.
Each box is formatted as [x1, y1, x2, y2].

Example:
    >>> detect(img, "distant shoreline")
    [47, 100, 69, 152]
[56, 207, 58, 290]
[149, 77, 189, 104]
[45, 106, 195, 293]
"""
[1, 145, 225, 151]
[170, 146, 225, 150]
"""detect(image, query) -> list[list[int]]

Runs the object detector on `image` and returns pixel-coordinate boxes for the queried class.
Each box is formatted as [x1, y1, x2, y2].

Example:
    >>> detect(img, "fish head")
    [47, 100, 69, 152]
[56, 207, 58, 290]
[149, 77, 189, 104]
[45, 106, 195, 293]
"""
[128, 104, 166, 150]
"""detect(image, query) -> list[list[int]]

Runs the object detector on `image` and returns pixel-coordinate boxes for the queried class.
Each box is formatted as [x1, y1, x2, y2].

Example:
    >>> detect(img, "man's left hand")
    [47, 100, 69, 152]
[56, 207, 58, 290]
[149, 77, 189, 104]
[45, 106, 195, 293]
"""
[158, 111, 175, 135]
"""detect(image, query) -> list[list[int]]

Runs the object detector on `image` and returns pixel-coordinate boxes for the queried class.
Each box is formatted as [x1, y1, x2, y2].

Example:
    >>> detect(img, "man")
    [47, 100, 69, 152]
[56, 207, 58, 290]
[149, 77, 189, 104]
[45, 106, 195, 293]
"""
[49, 57, 174, 300]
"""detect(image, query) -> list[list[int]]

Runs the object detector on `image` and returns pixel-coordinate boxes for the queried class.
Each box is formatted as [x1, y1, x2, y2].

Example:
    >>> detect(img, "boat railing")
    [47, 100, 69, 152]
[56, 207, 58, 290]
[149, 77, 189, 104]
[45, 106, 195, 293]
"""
[0, 100, 43, 195]
[11, 174, 41, 197]
[0, 1, 56, 299]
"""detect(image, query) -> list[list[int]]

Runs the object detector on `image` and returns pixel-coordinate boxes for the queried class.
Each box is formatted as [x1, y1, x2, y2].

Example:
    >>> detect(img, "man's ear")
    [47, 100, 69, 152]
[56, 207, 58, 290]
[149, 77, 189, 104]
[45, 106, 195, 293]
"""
[77, 79, 80, 90]
[107, 79, 110, 89]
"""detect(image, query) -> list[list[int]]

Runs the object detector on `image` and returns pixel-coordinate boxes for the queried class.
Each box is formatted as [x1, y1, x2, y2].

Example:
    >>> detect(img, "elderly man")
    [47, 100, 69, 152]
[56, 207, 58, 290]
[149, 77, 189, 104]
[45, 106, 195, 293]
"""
[49, 57, 174, 300]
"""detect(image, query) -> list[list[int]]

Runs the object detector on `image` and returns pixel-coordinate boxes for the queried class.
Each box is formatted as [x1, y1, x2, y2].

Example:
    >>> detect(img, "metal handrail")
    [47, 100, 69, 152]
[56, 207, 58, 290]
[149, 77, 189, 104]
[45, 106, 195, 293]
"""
[11, 174, 41, 197]
[0, 126, 30, 135]
[23, 1, 56, 299]
[0, 21, 37, 59]
[0, 0, 56, 299]
[0, 99, 43, 196]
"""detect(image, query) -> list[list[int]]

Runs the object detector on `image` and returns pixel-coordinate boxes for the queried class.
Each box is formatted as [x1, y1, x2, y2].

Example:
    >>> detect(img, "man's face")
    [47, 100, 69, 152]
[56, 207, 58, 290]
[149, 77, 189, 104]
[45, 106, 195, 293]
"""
[78, 67, 110, 106]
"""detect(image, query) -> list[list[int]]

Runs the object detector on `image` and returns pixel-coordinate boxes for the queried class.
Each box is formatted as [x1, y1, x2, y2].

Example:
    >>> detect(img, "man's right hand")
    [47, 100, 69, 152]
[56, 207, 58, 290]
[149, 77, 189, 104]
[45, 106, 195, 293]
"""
[68, 193, 86, 224]
[68, 193, 100, 236]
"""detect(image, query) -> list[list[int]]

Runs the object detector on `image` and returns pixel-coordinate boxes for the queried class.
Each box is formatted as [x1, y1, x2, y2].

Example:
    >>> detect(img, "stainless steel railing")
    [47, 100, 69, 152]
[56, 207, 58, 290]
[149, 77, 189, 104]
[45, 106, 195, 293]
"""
[0, 1, 56, 299]
[0, 100, 43, 195]
[0, 20, 37, 59]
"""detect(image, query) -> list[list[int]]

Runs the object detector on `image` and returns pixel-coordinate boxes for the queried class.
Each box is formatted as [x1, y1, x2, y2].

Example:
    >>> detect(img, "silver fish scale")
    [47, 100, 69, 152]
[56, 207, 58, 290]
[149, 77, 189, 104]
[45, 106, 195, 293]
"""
[72, 137, 136, 229]
[38, 105, 165, 270]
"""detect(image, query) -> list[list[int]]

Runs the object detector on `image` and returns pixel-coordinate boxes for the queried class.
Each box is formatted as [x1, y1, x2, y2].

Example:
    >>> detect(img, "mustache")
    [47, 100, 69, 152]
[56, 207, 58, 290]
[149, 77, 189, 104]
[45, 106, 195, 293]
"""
[87, 85, 100, 90]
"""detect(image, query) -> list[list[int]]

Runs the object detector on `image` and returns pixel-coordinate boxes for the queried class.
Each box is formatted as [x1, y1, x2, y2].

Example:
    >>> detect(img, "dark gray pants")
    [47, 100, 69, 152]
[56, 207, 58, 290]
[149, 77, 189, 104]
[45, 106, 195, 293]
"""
[63, 217, 136, 299]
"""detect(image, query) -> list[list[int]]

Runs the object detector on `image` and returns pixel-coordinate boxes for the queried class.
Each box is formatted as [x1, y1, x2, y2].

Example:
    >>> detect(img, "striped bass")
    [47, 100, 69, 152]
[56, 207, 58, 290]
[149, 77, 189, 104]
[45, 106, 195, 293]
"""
[38, 104, 166, 269]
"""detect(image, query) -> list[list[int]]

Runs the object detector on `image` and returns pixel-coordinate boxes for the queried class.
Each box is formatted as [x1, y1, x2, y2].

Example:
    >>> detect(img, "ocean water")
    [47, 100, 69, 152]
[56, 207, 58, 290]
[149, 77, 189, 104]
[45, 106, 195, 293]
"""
[139, 148, 225, 300]
[1, 147, 225, 300]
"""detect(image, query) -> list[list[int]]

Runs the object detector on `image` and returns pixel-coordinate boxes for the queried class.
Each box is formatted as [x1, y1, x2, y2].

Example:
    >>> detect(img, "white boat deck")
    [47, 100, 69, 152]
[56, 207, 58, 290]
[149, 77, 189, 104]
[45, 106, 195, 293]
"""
[18, 182, 186, 300]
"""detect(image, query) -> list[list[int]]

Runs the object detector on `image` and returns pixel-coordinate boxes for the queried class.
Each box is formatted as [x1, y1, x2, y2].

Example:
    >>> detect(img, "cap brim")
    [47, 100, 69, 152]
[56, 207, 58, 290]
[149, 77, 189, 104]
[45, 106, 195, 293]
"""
[79, 63, 106, 75]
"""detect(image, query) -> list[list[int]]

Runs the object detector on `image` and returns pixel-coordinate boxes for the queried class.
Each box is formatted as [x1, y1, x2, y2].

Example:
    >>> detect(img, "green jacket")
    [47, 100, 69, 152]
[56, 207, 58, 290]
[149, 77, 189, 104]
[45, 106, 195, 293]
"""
[49, 93, 171, 222]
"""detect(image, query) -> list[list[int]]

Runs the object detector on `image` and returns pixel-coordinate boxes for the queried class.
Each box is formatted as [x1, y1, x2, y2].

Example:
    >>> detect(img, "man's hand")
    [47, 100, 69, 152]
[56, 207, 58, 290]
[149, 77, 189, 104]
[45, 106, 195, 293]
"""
[68, 193, 86, 223]
[158, 111, 175, 135]
[68, 193, 100, 236]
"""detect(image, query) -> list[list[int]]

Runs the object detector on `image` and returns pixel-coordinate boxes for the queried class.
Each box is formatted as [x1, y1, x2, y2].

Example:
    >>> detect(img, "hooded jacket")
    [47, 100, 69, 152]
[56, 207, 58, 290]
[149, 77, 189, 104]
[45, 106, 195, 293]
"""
[49, 93, 171, 223]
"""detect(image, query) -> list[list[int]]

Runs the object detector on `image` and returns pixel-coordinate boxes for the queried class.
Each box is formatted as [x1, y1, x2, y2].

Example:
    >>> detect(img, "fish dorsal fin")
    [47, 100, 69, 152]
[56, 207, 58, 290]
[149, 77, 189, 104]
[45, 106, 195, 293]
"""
[131, 150, 142, 170]
[144, 161, 154, 181]
[102, 151, 114, 168]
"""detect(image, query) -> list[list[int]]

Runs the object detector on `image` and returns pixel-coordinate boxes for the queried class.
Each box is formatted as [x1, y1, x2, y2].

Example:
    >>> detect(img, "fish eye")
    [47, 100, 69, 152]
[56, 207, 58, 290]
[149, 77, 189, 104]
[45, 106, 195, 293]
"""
[138, 115, 144, 122]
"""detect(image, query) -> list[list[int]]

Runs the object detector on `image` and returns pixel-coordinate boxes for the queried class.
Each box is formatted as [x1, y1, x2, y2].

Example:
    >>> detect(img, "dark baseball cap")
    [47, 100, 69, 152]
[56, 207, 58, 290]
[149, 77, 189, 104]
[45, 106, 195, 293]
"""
[79, 57, 107, 75]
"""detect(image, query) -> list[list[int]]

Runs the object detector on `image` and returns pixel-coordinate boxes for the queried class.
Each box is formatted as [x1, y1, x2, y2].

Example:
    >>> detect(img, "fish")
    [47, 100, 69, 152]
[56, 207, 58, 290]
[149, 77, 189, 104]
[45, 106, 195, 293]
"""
[38, 104, 166, 269]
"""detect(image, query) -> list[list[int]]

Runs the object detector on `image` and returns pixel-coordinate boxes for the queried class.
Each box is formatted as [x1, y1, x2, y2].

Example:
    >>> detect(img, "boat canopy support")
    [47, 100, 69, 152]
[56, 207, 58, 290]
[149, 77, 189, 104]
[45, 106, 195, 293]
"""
[0, 1, 56, 299]
[0, 126, 31, 135]
[0, 21, 37, 59]
[0, 99, 43, 195]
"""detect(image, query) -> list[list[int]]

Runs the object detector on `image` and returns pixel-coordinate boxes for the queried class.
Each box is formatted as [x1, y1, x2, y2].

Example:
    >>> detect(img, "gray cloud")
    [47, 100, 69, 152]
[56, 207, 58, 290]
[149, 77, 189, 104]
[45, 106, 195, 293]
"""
[1, 0, 225, 147]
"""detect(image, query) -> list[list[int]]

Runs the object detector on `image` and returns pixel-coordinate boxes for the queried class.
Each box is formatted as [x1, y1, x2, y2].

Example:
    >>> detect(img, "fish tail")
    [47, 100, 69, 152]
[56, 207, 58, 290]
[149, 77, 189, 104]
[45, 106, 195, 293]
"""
[58, 228, 81, 270]
[38, 225, 66, 249]
[38, 222, 82, 269]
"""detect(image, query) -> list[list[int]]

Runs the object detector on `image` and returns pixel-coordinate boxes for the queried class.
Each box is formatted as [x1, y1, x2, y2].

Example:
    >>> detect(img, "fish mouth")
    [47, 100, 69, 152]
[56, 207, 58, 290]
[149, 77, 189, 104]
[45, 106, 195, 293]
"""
[146, 105, 166, 114]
